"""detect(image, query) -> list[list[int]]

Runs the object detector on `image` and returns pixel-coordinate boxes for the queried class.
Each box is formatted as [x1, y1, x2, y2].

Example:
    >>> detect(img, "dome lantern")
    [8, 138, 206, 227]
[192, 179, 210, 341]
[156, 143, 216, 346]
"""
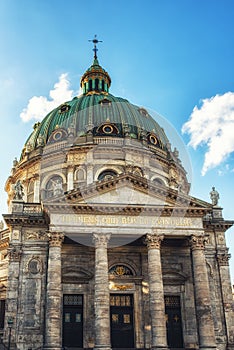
[80, 35, 111, 95]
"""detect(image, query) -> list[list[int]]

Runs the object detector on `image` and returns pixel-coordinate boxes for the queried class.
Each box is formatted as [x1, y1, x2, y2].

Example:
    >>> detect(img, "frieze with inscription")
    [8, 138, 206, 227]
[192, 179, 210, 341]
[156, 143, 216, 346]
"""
[51, 213, 202, 229]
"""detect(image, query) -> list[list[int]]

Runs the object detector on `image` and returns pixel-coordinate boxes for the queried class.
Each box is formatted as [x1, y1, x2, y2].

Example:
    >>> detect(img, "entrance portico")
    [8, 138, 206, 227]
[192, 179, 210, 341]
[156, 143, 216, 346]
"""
[42, 201, 216, 350]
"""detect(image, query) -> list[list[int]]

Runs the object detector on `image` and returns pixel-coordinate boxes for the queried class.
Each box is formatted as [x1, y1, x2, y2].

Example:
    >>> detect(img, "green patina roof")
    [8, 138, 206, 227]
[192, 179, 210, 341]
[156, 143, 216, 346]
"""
[23, 59, 169, 154]
[24, 92, 169, 151]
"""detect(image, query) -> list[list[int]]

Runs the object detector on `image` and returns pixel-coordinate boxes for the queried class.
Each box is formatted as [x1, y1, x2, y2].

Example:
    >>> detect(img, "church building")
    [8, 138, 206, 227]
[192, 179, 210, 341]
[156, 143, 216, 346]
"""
[0, 40, 234, 350]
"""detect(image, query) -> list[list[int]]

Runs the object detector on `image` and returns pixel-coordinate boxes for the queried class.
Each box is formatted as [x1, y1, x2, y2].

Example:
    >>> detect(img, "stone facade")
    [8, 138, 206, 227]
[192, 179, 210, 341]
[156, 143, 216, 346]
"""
[0, 54, 234, 350]
[1, 198, 234, 350]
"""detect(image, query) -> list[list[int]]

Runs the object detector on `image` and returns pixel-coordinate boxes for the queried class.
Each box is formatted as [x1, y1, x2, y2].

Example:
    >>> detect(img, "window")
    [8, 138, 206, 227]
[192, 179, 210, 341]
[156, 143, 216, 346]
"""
[76, 169, 86, 182]
[0, 300, 5, 329]
[153, 177, 165, 186]
[98, 170, 117, 181]
[95, 78, 99, 91]
[88, 80, 93, 91]
[27, 179, 34, 202]
[59, 104, 70, 114]
[45, 175, 63, 198]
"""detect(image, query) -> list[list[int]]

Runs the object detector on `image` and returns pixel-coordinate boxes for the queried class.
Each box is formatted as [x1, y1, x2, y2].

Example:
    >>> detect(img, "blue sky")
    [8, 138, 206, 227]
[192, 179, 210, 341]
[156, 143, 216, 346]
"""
[1, 0, 234, 278]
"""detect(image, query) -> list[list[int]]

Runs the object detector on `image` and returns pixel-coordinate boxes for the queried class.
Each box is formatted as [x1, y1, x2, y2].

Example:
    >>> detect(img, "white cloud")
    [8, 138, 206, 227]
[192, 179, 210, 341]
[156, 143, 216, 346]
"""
[20, 73, 75, 122]
[182, 92, 234, 175]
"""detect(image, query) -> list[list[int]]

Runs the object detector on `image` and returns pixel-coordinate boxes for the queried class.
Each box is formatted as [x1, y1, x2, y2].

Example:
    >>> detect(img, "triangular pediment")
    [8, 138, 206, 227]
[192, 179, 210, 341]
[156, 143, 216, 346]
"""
[44, 172, 212, 216]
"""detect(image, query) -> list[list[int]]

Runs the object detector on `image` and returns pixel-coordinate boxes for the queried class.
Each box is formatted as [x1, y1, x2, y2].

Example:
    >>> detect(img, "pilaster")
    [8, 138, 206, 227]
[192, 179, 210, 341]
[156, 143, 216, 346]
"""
[3, 244, 22, 347]
[43, 232, 64, 350]
[217, 250, 234, 349]
[189, 234, 216, 350]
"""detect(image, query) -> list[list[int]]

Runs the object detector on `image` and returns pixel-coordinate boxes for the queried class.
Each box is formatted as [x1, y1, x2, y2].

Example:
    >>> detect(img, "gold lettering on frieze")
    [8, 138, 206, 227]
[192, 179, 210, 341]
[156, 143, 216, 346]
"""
[109, 283, 134, 291]
[56, 214, 198, 228]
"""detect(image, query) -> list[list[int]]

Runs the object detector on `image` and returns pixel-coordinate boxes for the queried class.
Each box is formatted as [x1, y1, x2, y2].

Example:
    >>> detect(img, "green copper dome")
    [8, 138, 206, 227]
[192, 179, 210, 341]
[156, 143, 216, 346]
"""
[22, 59, 169, 155]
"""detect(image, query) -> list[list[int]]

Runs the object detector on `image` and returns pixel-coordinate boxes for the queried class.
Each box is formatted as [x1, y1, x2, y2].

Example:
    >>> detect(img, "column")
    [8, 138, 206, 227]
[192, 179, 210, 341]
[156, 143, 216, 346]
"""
[93, 233, 111, 350]
[190, 235, 216, 350]
[67, 166, 74, 191]
[34, 178, 40, 202]
[44, 232, 64, 350]
[145, 233, 168, 350]
[3, 245, 22, 347]
[216, 251, 234, 349]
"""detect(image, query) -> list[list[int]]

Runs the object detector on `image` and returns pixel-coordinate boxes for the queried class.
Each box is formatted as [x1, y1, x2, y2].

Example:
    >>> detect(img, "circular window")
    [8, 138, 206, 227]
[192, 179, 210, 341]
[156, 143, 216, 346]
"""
[149, 134, 158, 145]
[103, 124, 114, 134]
[53, 131, 63, 141]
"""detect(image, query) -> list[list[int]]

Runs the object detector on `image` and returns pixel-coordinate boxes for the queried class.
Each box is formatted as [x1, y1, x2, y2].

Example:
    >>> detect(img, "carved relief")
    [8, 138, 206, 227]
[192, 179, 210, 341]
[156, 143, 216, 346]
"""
[169, 167, 179, 188]
[24, 231, 48, 241]
[109, 265, 134, 276]
[67, 153, 86, 164]
[12, 229, 20, 240]
[25, 256, 43, 274]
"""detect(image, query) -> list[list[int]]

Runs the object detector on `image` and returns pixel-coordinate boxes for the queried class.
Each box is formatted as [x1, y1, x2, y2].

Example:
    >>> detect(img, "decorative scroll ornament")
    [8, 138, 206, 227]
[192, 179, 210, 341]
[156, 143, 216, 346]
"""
[145, 234, 164, 249]
[217, 252, 231, 266]
[109, 265, 133, 276]
[25, 256, 42, 274]
[93, 233, 111, 247]
[189, 235, 208, 250]
[47, 232, 64, 247]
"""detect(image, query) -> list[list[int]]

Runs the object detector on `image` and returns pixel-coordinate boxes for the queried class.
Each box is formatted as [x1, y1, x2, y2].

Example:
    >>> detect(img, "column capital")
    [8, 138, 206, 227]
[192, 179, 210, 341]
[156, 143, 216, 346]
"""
[217, 251, 231, 266]
[8, 246, 22, 262]
[47, 232, 64, 247]
[93, 233, 111, 248]
[145, 233, 164, 250]
[189, 234, 208, 251]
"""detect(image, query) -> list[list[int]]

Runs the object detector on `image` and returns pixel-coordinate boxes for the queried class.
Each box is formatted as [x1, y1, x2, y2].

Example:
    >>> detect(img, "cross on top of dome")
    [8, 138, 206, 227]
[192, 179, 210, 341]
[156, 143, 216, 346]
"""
[89, 35, 103, 60]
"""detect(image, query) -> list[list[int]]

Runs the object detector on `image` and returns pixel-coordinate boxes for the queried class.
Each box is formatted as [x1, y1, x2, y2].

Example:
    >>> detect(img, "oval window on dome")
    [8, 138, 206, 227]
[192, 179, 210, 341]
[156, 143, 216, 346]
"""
[138, 107, 149, 117]
[149, 134, 158, 145]
[47, 128, 68, 144]
[59, 104, 70, 114]
[53, 131, 63, 141]
[96, 123, 119, 136]
[103, 124, 113, 134]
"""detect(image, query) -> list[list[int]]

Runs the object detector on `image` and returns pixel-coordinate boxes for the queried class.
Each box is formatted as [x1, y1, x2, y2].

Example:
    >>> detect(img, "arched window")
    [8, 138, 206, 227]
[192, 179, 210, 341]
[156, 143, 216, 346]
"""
[76, 168, 86, 182]
[27, 179, 34, 202]
[98, 170, 117, 181]
[153, 177, 165, 186]
[45, 175, 63, 198]
[88, 80, 93, 91]
[132, 167, 143, 177]
[95, 78, 99, 91]
[101, 80, 105, 91]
